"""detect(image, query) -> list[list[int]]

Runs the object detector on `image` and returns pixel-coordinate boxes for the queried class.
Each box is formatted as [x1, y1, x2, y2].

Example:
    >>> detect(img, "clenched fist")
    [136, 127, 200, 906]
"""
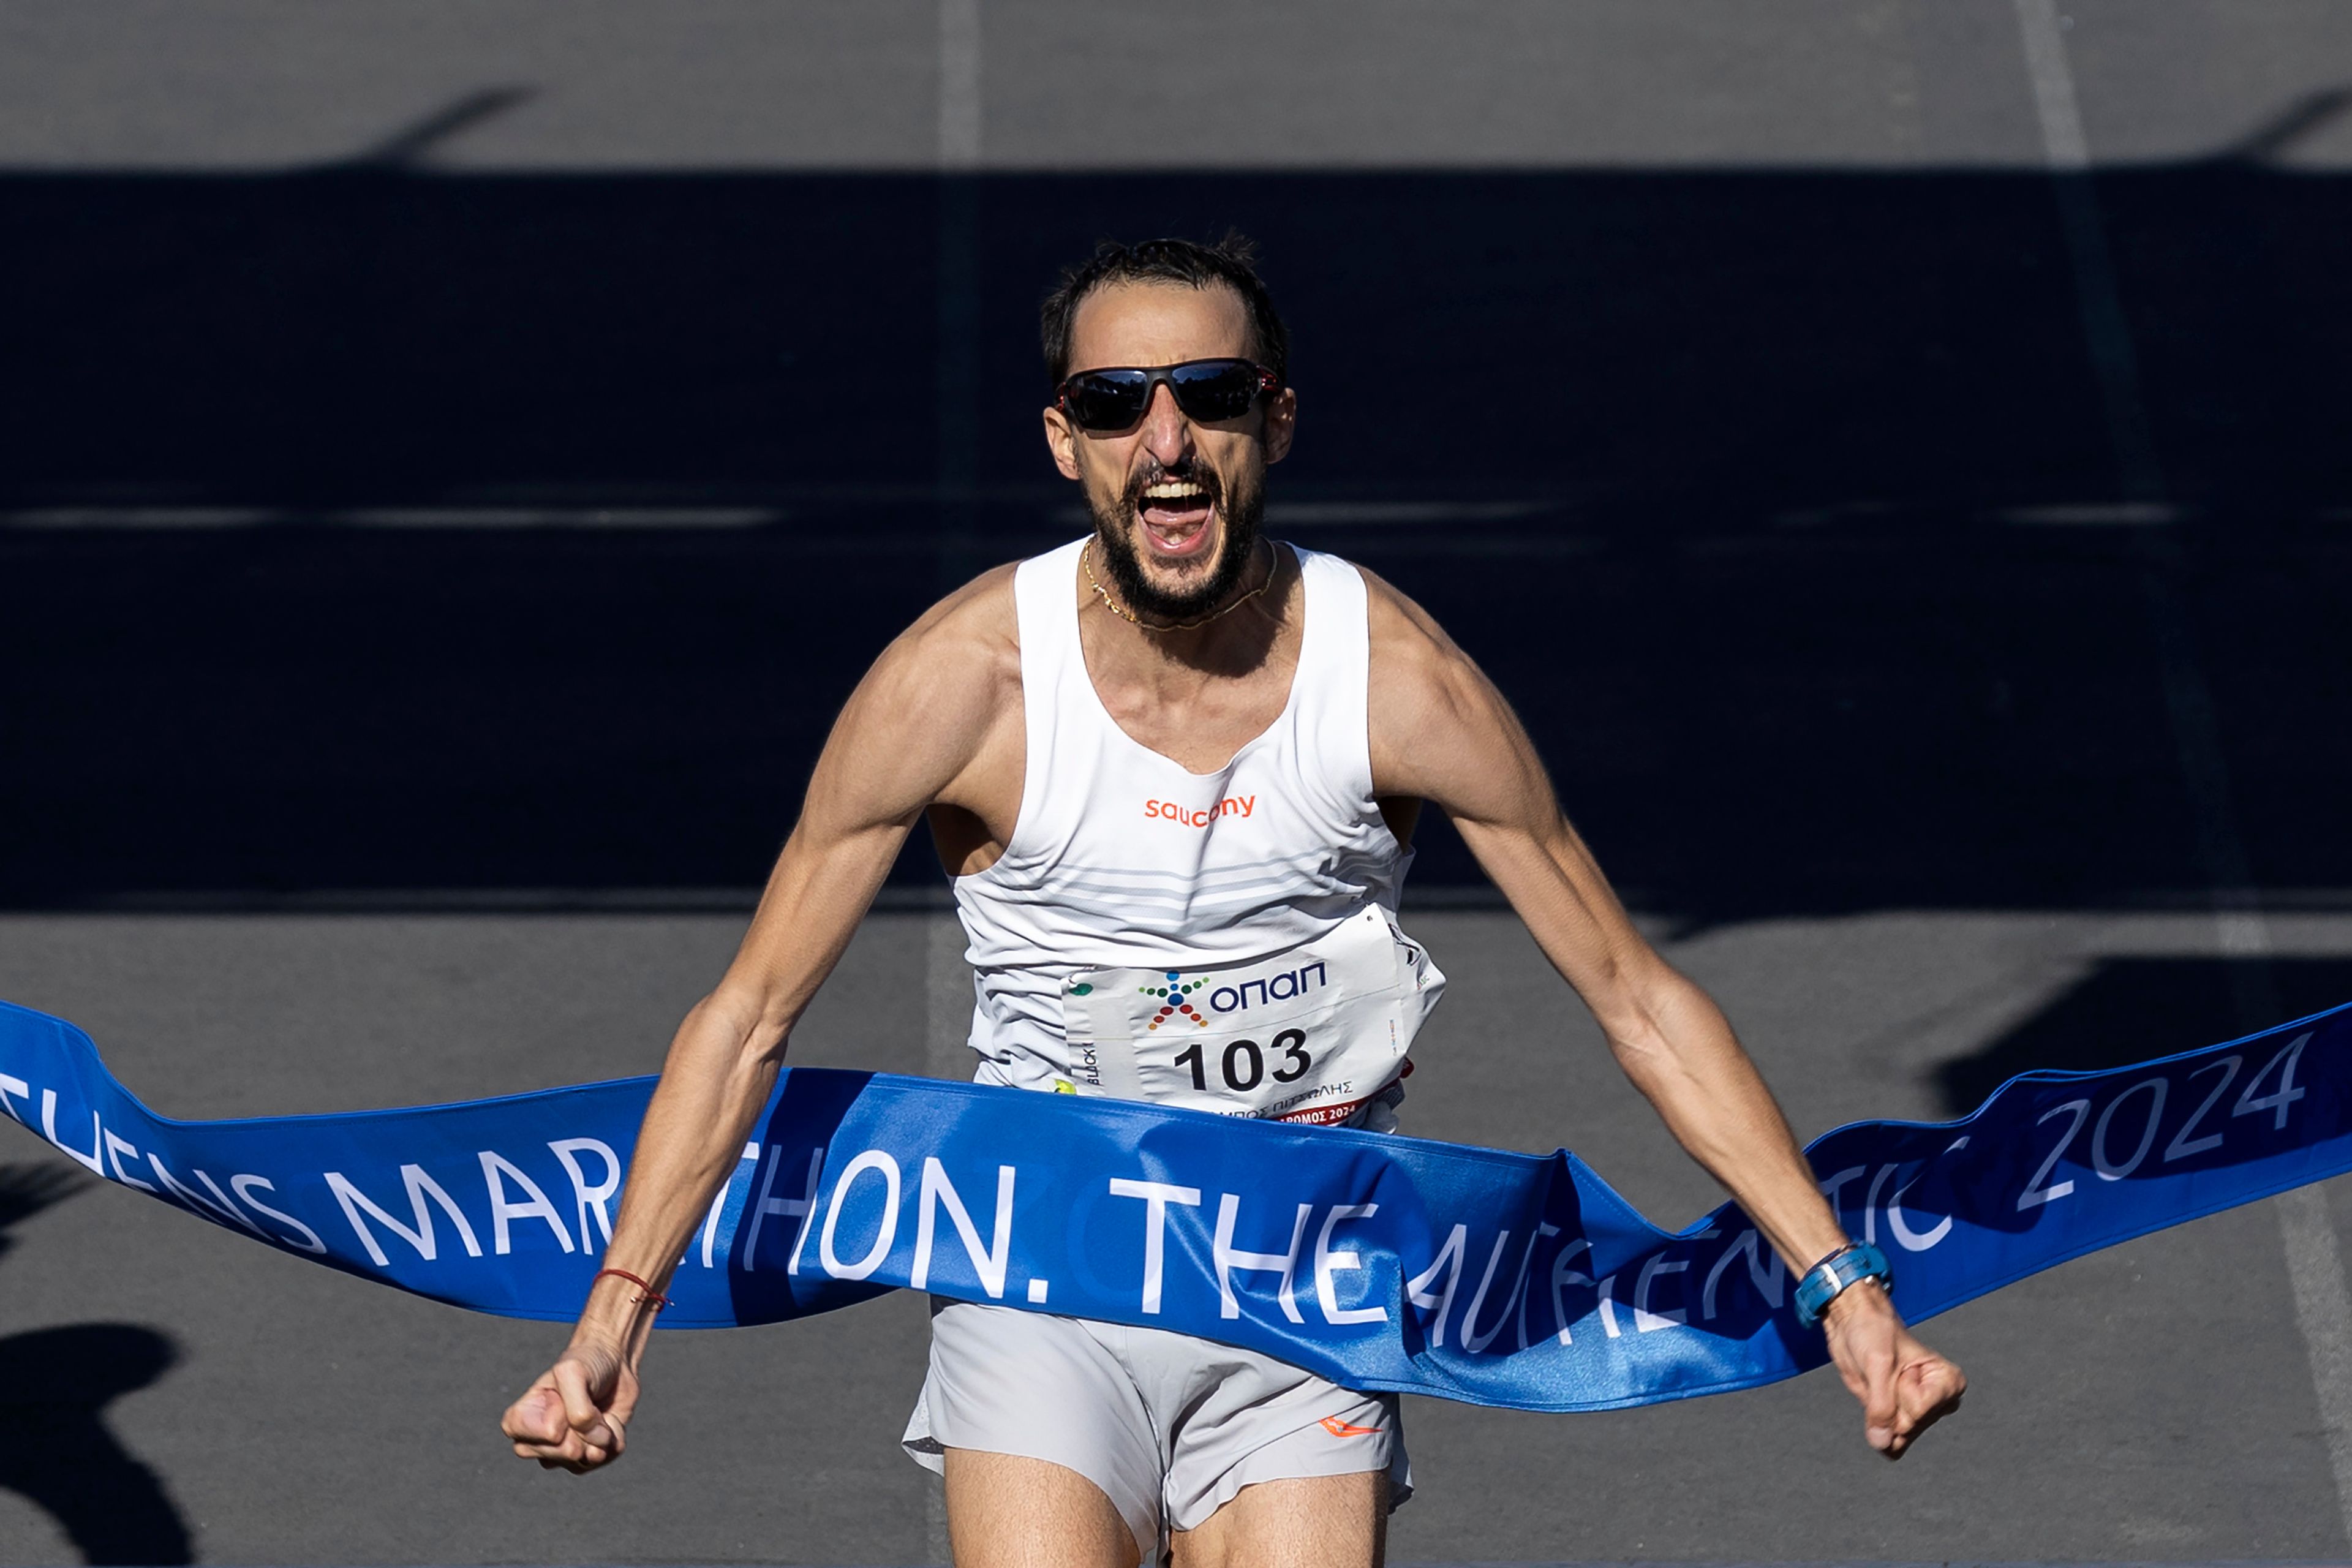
[1823, 1283, 1967, 1458]
[502, 1340, 638, 1474]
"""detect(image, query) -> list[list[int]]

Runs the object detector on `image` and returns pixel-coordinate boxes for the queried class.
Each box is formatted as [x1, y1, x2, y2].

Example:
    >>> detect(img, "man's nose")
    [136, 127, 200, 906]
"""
[1139, 382, 1193, 466]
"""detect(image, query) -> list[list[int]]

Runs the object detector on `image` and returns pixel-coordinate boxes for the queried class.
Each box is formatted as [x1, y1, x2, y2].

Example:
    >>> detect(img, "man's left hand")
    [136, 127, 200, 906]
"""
[1822, 1283, 1966, 1459]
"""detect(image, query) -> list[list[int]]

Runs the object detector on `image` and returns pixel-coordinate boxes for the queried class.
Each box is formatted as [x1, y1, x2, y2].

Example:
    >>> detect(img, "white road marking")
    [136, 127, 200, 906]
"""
[1995, 502, 2179, 526]
[336, 506, 777, 529]
[2282, 1184, 2352, 1506]
[2010, 0, 2352, 1540]
[2013, 0, 2090, 172]
[937, 0, 982, 171]
[2011, 0, 2163, 500]
[4, 506, 276, 529]
[933, 0, 984, 598]
[2149, 574, 2352, 1537]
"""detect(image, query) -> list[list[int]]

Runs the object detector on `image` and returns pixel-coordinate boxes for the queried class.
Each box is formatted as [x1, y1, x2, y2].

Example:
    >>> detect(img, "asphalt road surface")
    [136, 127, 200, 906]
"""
[4, 2, 2352, 1564]
[8, 910, 2352, 1566]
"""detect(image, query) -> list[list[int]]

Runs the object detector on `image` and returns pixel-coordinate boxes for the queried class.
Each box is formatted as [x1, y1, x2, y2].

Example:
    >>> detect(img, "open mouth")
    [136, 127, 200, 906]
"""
[1136, 478, 1216, 557]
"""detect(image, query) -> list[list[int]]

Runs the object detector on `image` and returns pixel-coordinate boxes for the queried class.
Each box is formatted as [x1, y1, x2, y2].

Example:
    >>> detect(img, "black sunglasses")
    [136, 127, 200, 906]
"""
[1054, 358, 1283, 433]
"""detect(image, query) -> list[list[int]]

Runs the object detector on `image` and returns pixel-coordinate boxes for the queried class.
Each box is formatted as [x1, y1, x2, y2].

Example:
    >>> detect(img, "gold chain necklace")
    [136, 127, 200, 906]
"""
[1081, 538, 1275, 633]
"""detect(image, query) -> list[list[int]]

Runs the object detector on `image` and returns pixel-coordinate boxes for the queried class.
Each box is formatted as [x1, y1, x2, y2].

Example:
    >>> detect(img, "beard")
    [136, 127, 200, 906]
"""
[1089, 461, 1266, 623]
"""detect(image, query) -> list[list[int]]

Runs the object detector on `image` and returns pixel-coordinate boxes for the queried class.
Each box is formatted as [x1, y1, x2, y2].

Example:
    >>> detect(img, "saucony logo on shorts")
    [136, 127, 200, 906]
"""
[1319, 1415, 1382, 1438]
[1144, 796, 1254, 827]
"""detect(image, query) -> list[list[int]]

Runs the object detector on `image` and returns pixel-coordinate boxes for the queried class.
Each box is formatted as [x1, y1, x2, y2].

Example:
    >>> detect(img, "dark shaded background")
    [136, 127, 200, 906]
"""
[4, 159, 2347, 914]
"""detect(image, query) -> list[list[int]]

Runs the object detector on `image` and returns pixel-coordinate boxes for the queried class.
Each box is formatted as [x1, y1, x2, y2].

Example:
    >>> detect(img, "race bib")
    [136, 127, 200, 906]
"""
[1058, 906, 1444, 1125]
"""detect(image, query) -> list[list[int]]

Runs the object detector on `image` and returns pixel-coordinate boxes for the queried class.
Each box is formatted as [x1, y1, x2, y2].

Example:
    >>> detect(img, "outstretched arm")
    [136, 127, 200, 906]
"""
[1363, 570, 1964, 1458]
[502, 573, 1022, 1472]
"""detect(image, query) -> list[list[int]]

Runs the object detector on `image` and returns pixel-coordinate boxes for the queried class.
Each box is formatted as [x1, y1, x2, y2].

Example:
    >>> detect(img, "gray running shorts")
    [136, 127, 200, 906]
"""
[903, 1298, 1409, 1564]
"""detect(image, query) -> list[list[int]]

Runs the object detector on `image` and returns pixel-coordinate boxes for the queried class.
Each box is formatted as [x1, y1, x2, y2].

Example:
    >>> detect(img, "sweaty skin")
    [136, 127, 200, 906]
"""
[502, 280, 1964, 1566]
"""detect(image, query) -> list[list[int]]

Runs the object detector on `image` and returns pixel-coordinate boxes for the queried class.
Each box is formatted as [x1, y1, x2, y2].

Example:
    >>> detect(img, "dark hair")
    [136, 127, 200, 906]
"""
[1040, 233, 1291, 387]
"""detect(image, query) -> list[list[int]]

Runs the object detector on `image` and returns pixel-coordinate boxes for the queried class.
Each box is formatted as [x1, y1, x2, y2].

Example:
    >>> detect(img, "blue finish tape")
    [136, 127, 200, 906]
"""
[3, 996, 2345, 1411]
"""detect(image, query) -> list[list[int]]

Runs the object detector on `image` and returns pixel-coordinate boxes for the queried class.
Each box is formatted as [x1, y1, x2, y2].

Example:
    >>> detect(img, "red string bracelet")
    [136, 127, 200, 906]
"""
[589, 1267, 672, 1310]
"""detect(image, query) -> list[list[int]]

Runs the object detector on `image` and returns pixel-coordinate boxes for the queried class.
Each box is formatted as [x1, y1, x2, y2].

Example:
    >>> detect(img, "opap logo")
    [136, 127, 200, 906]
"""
[1139, 971, 1212, 1031]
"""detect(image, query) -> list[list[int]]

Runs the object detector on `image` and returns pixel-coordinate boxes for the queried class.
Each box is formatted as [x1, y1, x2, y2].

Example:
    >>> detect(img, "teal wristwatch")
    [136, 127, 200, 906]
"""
[1793, 1240, 1892, 1328]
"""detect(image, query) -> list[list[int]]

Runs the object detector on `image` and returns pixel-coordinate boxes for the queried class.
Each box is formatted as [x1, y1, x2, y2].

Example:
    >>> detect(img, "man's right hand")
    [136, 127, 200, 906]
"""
[502, 1340, 638, 1474]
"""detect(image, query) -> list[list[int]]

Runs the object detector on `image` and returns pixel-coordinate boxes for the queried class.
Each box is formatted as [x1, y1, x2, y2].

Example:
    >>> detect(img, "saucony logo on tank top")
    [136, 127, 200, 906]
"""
[1145, 796, 1254, 825]
[948, 538, 1444, 1129]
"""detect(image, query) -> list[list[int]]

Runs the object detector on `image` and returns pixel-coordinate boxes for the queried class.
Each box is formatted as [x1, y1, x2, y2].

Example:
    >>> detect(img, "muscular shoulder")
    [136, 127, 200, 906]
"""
[1359, 564, 1489, 726]
[881, 562, 1023, 707]
[1355, 562, 1530, 807]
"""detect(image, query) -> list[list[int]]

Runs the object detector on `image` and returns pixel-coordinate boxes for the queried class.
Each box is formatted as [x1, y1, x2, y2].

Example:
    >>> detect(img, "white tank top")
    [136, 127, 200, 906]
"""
[949, 537, 1444, 1128]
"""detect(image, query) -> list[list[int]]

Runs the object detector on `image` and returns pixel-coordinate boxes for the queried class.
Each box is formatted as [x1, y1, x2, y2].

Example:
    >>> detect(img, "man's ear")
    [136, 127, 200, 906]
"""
[1263, 386, 1298, 466]
[1042, 407, 1084, 480]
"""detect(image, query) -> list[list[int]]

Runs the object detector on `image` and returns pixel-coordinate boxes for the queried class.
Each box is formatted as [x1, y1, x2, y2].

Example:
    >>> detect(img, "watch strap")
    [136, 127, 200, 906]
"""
[1793, 1240, 1893, 1328]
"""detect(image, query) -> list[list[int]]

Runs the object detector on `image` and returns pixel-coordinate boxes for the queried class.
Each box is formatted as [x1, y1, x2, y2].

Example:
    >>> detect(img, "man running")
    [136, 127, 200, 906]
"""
[502, 236, 1965, 1567]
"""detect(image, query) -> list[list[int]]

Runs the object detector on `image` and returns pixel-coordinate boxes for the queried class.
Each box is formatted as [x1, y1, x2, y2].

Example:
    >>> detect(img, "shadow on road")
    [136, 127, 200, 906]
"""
[1, 159, 2345, 916]
[0, 1164, 194, 1566]
[1934, 958, 2352, 1116]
